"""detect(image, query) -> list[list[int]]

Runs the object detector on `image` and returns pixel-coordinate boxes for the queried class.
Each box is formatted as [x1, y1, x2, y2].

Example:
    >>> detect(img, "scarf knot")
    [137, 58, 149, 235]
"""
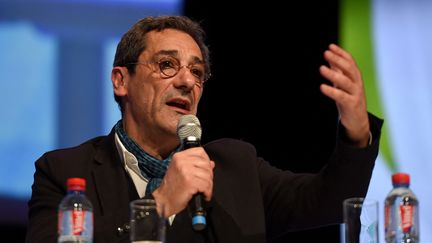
[115, 120, 173, 196]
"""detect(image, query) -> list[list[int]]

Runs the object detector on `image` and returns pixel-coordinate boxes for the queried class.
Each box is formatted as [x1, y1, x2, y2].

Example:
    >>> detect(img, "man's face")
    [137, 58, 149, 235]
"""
[118, 29, 204, 138]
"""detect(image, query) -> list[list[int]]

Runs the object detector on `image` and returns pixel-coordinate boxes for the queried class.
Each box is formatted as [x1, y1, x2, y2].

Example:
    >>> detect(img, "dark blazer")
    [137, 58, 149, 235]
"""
[26, 115, 382, 243]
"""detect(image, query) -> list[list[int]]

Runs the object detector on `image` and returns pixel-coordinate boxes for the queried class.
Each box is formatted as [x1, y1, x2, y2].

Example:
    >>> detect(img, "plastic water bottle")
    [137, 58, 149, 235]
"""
[384, 172, 419, 243]
[58, 177, 94, 243]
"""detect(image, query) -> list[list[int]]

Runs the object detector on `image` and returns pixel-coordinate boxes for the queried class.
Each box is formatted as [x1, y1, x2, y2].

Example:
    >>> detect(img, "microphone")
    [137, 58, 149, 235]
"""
[177, 114, 206, 231]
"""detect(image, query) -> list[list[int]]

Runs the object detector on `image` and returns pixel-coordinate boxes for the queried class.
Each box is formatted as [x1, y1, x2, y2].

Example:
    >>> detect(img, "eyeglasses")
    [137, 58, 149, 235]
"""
[126, 56, 210, 87]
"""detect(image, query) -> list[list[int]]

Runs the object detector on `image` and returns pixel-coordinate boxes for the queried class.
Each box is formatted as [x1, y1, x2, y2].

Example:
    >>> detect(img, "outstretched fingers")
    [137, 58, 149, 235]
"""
[319, 65, 355, 95]
[324, 44, 362, 85]
[319, 44, 370, 147]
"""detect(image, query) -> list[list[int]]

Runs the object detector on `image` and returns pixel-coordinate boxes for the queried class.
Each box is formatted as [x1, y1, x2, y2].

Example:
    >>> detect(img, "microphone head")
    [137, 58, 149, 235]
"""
[177, 114, 202, 140]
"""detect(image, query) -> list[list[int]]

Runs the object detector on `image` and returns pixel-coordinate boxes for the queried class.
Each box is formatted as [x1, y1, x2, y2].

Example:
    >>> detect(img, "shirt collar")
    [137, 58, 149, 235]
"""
[114, 132, 146, 180]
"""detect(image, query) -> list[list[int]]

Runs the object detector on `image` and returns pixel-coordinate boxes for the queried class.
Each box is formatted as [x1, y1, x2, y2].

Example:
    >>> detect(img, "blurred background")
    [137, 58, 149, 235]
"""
[1, 0, 431, 242]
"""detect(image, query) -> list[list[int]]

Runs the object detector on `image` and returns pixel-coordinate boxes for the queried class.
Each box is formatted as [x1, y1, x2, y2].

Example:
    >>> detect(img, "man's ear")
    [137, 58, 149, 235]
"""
[112, 67, 128, 97]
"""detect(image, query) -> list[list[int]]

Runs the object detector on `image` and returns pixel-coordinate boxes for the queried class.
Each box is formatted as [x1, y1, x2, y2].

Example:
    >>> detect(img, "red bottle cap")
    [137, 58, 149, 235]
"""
[67, 177, 86, 191]
[392, 172, 410, 185]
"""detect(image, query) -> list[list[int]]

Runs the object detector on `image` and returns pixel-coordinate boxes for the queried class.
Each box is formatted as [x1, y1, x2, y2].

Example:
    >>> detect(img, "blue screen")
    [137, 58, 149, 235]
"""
[0, 0, 182, 224]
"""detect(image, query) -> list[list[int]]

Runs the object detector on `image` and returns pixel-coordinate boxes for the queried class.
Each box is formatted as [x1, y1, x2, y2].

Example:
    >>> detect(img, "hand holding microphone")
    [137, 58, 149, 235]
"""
[177, 115, 208, 231]
[152, 115, 214, 231]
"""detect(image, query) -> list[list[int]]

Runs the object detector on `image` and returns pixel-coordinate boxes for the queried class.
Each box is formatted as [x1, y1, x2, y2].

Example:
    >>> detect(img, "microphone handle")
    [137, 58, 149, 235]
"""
[190, 193, 206, 231]
[182, 136, 207, 231]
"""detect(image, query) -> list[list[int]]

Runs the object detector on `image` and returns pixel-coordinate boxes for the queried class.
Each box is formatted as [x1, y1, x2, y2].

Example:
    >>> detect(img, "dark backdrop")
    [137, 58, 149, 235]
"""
[184, 0, 340, 242]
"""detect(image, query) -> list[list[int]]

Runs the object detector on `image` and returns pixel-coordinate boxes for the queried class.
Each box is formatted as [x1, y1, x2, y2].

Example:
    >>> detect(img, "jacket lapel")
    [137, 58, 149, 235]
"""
[91, 130, 139, 242]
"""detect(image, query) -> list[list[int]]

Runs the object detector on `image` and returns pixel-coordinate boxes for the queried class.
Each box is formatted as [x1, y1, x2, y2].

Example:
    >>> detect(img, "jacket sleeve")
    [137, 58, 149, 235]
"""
[259, 113, 383, 238]
[25, 153, 66, 243]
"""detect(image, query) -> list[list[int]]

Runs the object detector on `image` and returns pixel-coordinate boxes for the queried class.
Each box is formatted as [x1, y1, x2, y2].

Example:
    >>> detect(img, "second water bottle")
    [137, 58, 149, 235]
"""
[384, 172, 419, 243]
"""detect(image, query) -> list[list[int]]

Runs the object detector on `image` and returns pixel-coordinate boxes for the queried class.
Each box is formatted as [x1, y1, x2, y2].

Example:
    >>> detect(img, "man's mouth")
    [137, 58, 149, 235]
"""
[166, 98, 191, 112]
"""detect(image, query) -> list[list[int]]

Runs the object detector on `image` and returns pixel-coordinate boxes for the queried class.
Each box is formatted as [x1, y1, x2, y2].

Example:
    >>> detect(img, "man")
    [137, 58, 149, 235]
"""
[26, 16, 382, 243]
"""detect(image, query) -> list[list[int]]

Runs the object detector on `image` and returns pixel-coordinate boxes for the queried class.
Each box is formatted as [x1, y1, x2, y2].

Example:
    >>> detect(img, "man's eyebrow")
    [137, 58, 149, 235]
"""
[154, 50, 204, 64]
[154, 50, 179, 58]
[191, 56, 204, 64]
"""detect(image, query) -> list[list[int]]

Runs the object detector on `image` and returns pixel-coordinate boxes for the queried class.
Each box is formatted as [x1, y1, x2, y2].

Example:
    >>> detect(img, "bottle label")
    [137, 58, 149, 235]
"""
[384, 205, 390, 231]
[72, 210, 85, 235]
[399, 205, 413, 233]
[58, 209, 93, 238]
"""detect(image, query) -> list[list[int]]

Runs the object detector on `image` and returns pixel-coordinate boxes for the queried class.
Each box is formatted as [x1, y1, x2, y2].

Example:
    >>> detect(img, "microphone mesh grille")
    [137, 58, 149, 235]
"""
[177, 115, 202, 140]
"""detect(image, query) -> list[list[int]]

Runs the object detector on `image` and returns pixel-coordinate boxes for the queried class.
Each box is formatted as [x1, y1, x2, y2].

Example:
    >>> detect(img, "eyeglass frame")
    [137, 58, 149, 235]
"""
[125, 56, 211, 87]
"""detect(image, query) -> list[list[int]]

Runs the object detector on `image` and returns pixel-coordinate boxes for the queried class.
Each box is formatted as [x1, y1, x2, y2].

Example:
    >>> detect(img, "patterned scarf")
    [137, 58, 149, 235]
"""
[115, 120, 177, 196]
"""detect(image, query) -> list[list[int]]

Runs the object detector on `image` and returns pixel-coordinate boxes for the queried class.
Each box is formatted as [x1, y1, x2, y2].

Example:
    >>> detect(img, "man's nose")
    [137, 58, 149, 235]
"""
[174, 66, 199, 90]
